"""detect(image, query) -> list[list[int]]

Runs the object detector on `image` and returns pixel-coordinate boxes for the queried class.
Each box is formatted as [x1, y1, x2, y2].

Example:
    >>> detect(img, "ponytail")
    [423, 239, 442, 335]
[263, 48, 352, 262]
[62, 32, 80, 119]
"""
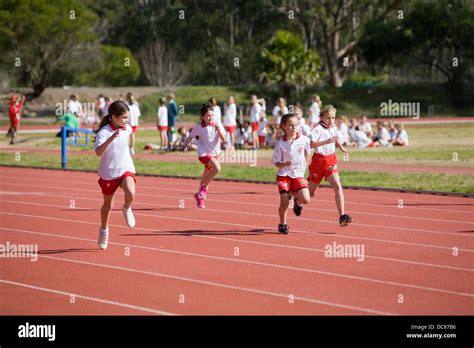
[95, 100, 130, 133]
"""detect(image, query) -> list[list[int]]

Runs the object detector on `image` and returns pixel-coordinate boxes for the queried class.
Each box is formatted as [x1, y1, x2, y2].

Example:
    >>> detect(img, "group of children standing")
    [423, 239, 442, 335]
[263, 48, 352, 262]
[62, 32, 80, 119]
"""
[93, 99, 352, 249]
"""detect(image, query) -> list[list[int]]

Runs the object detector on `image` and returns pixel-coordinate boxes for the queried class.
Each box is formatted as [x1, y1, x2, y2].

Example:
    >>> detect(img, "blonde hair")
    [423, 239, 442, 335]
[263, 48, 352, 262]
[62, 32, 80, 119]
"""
[320, 104, 337, 117]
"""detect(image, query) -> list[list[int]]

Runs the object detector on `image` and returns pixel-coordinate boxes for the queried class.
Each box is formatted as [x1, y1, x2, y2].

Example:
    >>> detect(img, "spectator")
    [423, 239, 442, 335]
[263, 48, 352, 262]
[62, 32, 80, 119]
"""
[336, 116, 349, 146]
[223, 96, 237, 149]
[209, 97, 222, 125]
[374, 121, 391, 147]
[359, 115, 373, 137]
[388, 119, 397, 142]
[353, 126, 373, 148]
[308, 95, 322, 128]
[348, 117, 358, 143]
[166, 93, 178, 149]
[392, 123, 409, 146]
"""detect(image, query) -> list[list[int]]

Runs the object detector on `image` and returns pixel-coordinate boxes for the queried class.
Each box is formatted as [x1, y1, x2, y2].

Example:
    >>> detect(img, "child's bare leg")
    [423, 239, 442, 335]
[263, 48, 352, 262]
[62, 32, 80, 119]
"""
[100, 193, 115, 229]
[327, 173, 344, 216]
[200, 158, 221, 187]
[230, 132, 235, 148]
[308, 181, 319, 197]
[120, 176, 135, 209]
[253, 130, 259, 149]
[279, 192, 290, 224]
[294, 188, 311, 205]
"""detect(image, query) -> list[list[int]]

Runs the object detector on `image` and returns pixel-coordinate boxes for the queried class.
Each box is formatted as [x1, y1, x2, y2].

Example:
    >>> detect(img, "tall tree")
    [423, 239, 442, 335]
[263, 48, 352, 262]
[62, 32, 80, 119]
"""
[0, 0, 98, 99]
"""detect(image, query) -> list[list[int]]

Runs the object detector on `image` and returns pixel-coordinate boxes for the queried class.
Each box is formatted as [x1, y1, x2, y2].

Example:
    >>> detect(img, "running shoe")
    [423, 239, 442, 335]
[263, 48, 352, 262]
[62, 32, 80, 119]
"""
[98, 227, 109, 250]
[339, 214, 353, 227]
[278, 223, 289, 234]
[123, 207, 136, 228]
[193, 192, 206, 209]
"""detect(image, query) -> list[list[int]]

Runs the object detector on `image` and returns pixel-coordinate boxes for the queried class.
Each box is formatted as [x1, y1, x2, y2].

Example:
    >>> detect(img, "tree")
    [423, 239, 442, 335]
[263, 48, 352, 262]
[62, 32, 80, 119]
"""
[75, 45, 141, 86]
[259, 31, 321, 100]
[0, 0, 98, 99]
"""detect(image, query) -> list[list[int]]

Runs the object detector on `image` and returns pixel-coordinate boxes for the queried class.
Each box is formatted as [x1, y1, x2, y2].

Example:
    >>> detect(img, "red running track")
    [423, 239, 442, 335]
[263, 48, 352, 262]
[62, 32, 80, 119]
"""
[0, 166, 473, 315]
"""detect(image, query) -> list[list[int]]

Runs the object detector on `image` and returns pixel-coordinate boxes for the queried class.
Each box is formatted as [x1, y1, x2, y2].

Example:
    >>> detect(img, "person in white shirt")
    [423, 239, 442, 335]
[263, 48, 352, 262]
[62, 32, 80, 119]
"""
[249, 95, 265, 149]
[388, 120, 397, 142]
[94, 100, 137, 250]
[209, 97, 222, 125]
[308, 105, 352, 227]
[294, 103, 311, 137]
[359, 115, 373, 137]
[348, 117, 358, 145]
[308, 95, 321, 128]
[374, 121, 391, 147]
[272, 97, 289, 128]
[353, 127, 373, 148]
[392, 123, 409, 146]
[184, 104, 227, 209]
[258, 113, 269, 148]
[157, 97, 168, 150]
[126, 92, 141, 155]
[336, 116, 349, 146]
[234, 119, 245, 149]
[223, 96, 237, 149]
[271, 113, 311, 234]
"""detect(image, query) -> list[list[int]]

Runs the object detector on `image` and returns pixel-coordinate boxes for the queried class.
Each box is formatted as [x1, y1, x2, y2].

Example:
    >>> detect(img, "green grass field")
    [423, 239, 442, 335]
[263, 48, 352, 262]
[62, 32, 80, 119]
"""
[1, 121, 472, 194]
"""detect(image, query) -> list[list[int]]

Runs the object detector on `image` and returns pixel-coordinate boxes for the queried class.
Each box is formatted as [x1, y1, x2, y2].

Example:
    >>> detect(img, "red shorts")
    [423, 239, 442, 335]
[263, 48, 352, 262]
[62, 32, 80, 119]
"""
[225, 126, 236, 134]
[251, 122, 258, 131]
[307, 153, 338, 185]
[258, 135, 266, 144]
[98, 171, 136, 196]
[199, 155, 219, 171]
[158, 126, 168, 131]
[131, 126, 138, 134]
[10, 117, 19, 128]
[276, 176, 308, 193]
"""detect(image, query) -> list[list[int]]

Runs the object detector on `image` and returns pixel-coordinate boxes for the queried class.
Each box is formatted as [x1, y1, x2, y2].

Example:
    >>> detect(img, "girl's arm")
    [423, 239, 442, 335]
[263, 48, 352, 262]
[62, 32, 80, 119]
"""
[275, 160, 293, 168]
[95, 130, 120, 156]
[216, 125, 227, 143]
[310, 136, 338, 149]
[335, 139, 348, 153]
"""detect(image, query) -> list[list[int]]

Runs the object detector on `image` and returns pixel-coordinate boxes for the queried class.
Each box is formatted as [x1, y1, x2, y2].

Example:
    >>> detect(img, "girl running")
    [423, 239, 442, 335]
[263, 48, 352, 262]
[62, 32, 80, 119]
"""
[94, 100, 137, 250]
[157, 97, 169, 150]
[271, 113, 311, 234]
[307, 105, 352, 227]
[184, 104, 227, 209]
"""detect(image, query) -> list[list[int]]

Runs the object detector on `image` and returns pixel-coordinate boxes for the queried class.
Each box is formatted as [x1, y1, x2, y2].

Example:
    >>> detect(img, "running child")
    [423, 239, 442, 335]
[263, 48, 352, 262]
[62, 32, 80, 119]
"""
[157, 97, 168, 150]
[307, 105, 352, 227]
[94, 100, 137, 250]
[8, 94, 25, 145]
[126, 92, 141, 155]
[183, 104, 227, 209]
[271, 113, 311, 234]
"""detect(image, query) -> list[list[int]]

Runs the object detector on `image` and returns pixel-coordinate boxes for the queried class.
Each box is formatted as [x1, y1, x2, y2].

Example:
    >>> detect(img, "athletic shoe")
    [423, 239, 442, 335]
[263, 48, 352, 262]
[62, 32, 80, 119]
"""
[278, 223, 289, 234]
[293, 198, 303, 217]
[98, 227, 109, 250]
[193, 192, 206, 209]
[199, 185, 208, 200]
[339, 214, 353, 227]
[123, 207, 136, 228]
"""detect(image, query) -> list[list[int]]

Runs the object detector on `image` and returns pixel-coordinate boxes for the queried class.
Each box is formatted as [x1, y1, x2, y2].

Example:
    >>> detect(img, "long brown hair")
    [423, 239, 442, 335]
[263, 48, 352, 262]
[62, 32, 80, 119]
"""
[96, 100, 129, 132]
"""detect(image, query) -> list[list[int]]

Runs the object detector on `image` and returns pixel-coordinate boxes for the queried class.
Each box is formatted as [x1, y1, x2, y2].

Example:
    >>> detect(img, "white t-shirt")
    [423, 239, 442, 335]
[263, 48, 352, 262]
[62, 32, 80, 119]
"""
[354, 130, 371, 148]
[189, 123, 226, 157]
[223, 103, 237, 126]
[397, 129, 409, 145]
[309, 102, 320, 124]
[250, 103, 262, 123]
[360, 122, 372, 134]
[68, 100, 82, 115]
[212, 105, 222, 125]
[337, 123, 349, 144]
[127, 103, 141, 127]
[272, 106, 288, 125]
[157, 106, 168, 126]
[299, 118, 311, 137]
[272, 134, 311, 178]
[389, 129, 397, 141]
[95, 124, 136, 180]
[348, 127, 357, 142]
[310, 123, 337, 156]
[377, 127, 391, 146]
[258, 118, 268, 136]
